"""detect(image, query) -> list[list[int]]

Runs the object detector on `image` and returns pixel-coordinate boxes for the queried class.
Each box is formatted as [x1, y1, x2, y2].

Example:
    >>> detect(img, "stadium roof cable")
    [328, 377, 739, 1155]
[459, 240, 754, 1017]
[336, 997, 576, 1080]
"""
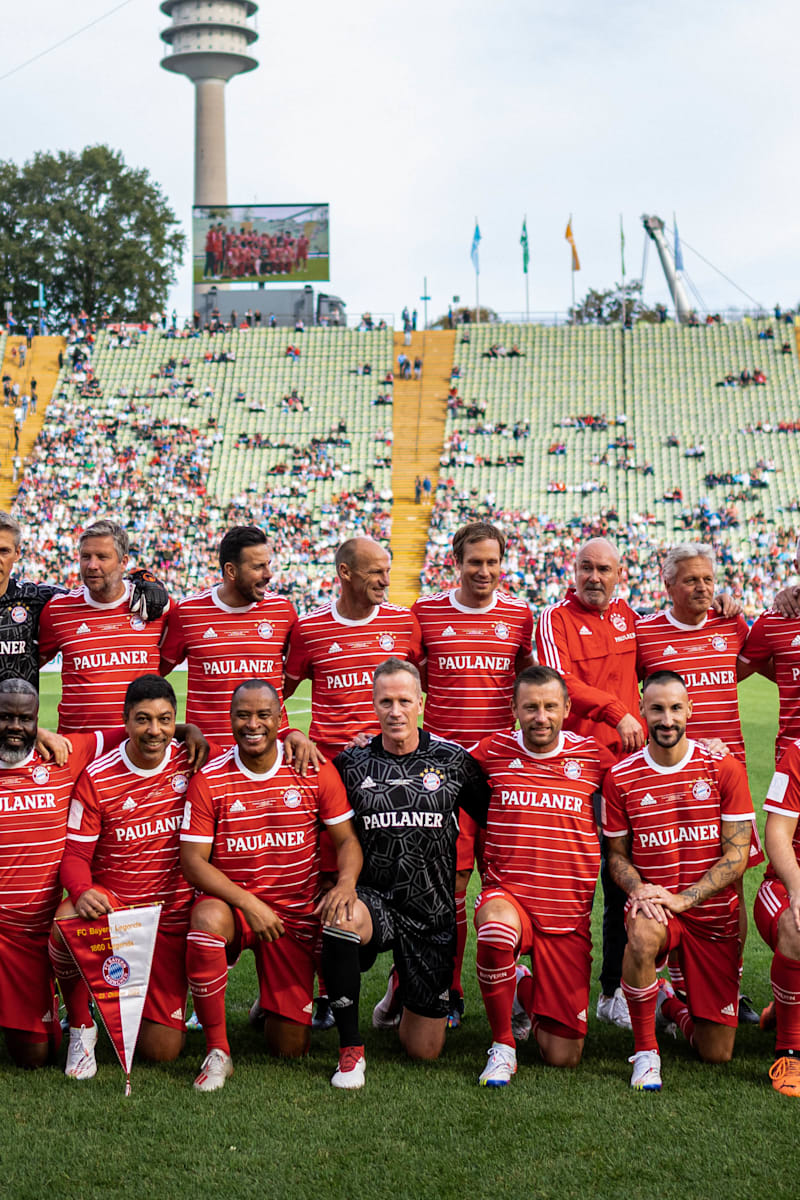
[0, 1, 133, 85]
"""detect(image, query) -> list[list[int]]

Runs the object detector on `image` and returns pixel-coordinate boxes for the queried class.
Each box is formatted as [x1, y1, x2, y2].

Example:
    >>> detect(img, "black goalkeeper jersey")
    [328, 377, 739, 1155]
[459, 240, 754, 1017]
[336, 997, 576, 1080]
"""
[335, 731, 489, 936]
[0, 577, 64, 687]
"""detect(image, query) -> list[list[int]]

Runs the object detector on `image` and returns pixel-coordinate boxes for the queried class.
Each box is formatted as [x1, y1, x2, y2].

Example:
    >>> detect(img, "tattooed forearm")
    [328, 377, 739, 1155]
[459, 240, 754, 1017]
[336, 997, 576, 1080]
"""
[607, 835, 642, 895]
[679, 820, 751, 911]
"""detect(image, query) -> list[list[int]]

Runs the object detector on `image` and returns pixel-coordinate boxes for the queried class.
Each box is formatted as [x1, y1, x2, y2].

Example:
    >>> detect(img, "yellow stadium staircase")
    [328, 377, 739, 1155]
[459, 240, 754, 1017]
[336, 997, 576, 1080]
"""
[390, 329, 455, 607]
[0, 334, 64, 509]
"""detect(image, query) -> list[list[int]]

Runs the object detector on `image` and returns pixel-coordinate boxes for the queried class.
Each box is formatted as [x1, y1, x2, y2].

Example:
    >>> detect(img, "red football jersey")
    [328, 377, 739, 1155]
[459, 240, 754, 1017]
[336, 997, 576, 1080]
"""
[636, 609, 748, 763]
[763, 738, 800, 881]
[284, 599, 423, 752]
[602, 741, 754, 937]
[413, 589, 533, 746]
[180, 744, 353, 938]
[0, 730, 123, 933]
[741, 611, 800, 762]
[160, 586, 297, 745]
[471, 729, 612, 932]
[63, 740, 208, 929]
[39, 584, 168, 732]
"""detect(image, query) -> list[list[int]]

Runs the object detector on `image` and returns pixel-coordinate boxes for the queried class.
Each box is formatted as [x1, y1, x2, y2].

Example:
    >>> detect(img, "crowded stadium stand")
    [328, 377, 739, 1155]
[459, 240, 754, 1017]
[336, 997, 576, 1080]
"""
[421, 319, 800, 615]
[10, 323, 394, 611]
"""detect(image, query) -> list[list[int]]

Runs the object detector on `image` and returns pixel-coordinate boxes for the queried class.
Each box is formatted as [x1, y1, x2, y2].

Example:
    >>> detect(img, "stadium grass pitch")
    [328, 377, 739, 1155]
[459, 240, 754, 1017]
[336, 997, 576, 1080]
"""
[5, 676, 793, 1200]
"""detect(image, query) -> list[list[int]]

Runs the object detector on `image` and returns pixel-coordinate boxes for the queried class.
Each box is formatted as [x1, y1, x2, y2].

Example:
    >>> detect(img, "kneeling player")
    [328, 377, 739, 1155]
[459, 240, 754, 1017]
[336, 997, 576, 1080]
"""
[754, 740, 800, 1096]
[603, 672, 754, 1091]
[50, 676, 209, 1079]
[180, 680, 360, 1092]
[469, 666, 612, 1085]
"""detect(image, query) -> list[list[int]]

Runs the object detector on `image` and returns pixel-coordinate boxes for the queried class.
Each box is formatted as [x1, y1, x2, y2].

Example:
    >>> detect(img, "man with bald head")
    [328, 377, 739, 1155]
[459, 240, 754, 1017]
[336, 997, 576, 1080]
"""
[537, 537, 644, 1028]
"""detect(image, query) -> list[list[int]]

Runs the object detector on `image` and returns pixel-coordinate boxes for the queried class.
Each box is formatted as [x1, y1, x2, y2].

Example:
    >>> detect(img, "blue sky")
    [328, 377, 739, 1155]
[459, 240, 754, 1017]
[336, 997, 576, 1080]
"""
[4, 0, 799, 323]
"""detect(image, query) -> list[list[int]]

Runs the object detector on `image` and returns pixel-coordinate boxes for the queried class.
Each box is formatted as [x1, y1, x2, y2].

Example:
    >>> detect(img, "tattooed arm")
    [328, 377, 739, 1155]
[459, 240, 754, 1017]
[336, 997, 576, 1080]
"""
[623, 819, 752, 918]
[607, 833, 670, 924]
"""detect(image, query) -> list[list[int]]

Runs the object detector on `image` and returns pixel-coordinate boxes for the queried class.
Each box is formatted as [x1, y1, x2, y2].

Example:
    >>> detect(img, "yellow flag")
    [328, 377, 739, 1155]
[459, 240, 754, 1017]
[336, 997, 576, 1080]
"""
[565, 220, 580, 271]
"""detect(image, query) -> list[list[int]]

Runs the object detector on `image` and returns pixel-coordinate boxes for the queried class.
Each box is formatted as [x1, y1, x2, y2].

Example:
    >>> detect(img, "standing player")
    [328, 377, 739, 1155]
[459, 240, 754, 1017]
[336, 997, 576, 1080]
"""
[0, 679, 126, 1069]
[320, 659, 490, 1088]
[754, 740, 800, 1096]
[49, 676, 210, 1080]
[603, 671, 754, 1091]
[412, 521, 533, 1026]
[180, 680, 361, 1092]
[536, 538, 643, 1029]
[469, 666, 614, 1086]
[38, 520, 170, 732]
[160, 526, 297, 745]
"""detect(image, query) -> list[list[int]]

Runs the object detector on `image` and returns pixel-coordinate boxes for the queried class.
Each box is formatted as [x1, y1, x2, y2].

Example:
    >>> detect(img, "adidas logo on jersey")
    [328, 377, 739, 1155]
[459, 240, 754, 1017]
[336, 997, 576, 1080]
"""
[302, 1001, 313, 1014]
[662, 645, 678, 657]
[579, 625, 592, 636]
[720, 1002, 736, 1017]
[171, 1008, 183, 1021]
[122, 798, 136, 811]
[577, 1008, 587, 1022]
[328, 642, 342, 653]
[442, 626, 457, 637]
[230, 799, 246, 813]
[508, 758, 524, 769]
[792, 635, 800, 648]
[640, 793, 657, 807]
[76, 622, 90, 635]
[203, 627, 218, 640]
[360, 776, 376, 789]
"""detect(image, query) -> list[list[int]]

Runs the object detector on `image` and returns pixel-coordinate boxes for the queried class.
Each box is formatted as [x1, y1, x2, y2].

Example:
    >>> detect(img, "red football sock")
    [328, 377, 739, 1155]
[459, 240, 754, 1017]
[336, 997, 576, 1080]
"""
[48, 932, 92, 1028]
[186, 930, 230, 1055]
[622, 979, 659, 1053]
[476, 921, 518, 1048]
[451, 890, 467, 996]
[667, 960, 686, 996]
[517, 969, 535, 1017]
[661, 992, 695, 1046]
[771, 950, 800, 1054]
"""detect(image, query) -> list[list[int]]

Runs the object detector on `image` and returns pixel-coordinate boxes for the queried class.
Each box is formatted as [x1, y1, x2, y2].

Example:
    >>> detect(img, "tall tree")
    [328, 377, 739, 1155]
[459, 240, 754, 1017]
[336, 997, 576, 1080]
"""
[569, 280, 660, 326]
[0, 145, 185, 327]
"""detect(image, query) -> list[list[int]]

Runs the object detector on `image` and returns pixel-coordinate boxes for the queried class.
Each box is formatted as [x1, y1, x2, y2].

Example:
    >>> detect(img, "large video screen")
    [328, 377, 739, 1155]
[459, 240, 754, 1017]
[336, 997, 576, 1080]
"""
[192, 203, 329, 285]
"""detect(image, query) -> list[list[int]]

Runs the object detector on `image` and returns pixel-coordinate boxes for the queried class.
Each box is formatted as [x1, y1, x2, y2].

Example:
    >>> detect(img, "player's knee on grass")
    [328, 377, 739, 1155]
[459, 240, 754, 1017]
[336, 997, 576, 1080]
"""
[398, 1012, 446, 1061]
[776, 908, 800, 960]
[474, 896, 522, 935]
[190, 898, 236, 942]
[264, 1014, 310, 1058]
[3, 1028, 50, 1070]
[137, 1020, 185, 1062]
[692, 1019, 735, 1064]
[624, 913, 668, 967]
[331, 897, 372, 942]
[536, 1029, 584, 1069]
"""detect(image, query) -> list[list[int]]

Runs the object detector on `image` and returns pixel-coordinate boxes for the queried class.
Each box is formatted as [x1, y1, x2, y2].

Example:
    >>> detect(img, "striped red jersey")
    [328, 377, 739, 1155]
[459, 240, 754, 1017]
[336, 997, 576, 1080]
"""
[471, 729, 612, 932]
[284, 599, 423, 752]
[0, 730, 123, 933]
[763, 738, 800, 882]
[741, 611, 800, 762]
[39, 583, 168, 732]
[180, 744, 353, 939]
[636, 609, 748, 763]
[160, 586, 297, 745]
[63, 740, 210, 929]
[536, 590, 641, 757]
[602, 741, 754, 937]
[413, 589, 533, 746]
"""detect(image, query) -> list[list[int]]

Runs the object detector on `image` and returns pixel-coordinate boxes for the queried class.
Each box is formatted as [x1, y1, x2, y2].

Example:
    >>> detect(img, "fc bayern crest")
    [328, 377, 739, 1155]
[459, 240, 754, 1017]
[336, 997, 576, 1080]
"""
[692, 779, 712, 800]
[494, 622, 510, 640]
[283, 788, 302, 808]
[711, 636, 727, 652]
[610, 613, 627, 633]
[129, 616, 146, 631]
[10, 605, 27, 624]
[172, 774, 188, 794]
[32, 765, 50, 785]
[563, 759, 582, 780]
[422, 771, 442, 791]
[378, 633, 395, 651]
[257, 621, 274, 640]
[102, 955, 130, 987]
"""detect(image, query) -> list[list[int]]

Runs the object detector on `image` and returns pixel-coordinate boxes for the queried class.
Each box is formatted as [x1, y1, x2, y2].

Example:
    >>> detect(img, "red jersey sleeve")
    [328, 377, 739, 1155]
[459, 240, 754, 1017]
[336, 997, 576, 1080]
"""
[519, 608, 534, 659]
[317, 761, 355, 825]
[536, 608, 629, 729]
[601, 770, 630, 838]
[284, 623, 311, 682]
[180, 772, 216, 844]
[410, 599, 427, 667]
[765, 741, 800, 817]
[62, 771, 103, 903]
[740, 612, 771, 666]
[66, 727, 127, 780]
[159, 604, 188, 669]
[733, 613, 749, 654]
[716, 753, 754, 822]
[38, 599, 59, 665]
[406, 611, 424, 667]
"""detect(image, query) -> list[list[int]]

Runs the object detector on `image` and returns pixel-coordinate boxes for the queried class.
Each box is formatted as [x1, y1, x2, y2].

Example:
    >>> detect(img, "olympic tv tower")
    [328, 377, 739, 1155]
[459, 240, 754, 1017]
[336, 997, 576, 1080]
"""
[159, 2, 259, 206]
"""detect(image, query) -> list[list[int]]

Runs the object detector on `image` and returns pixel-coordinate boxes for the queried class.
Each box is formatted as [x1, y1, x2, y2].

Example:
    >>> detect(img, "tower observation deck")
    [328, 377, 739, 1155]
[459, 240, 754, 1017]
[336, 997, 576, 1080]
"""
[160, 1, 259, 205]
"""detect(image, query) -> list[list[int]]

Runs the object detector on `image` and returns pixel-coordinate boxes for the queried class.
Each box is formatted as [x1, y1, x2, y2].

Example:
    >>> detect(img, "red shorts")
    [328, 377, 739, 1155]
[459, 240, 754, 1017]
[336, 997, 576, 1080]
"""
[651, 914, 740, 1027]
[475, 887, 591, 1039]
[0, 925, 58, 1036]
[754, 877, 789, 951]
[91, 887, 188, 1031]
[229, 908, 314, 1026]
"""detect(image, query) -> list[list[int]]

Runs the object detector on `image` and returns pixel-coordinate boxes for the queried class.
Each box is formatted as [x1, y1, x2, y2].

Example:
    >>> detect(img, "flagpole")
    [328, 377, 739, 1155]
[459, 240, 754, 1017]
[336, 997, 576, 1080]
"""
[569, 213, 575, 324]
[620, 213, 626, 328]
[524, 214, 530, 321]
[475, 215, 480, 324]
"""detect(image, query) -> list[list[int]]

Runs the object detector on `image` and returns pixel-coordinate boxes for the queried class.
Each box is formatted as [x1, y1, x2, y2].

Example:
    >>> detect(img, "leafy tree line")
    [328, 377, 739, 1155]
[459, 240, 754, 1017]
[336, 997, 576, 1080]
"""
[0, 145, 185, 329]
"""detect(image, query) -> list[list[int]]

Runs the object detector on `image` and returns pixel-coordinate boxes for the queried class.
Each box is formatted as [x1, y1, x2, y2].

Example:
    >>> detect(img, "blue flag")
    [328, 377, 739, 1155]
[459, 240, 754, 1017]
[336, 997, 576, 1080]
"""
[674, 215, 684, 272]
[471, 223, 481, 273]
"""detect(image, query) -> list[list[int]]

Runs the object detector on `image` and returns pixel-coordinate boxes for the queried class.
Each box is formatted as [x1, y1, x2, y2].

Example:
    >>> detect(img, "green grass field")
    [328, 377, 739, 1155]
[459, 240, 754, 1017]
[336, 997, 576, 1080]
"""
[3, 676, 793, 1200]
